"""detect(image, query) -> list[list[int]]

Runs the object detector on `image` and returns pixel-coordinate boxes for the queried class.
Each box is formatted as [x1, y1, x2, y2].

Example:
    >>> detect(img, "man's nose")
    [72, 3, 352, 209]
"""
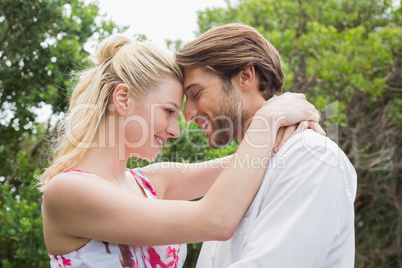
[183, 100, 198, 122]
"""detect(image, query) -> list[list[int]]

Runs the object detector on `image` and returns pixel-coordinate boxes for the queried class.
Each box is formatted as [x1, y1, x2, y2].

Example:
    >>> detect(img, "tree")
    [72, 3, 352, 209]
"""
[0, 0, 124, 266]
[0, 0, 125, 185]
[194, 0, 401, 267]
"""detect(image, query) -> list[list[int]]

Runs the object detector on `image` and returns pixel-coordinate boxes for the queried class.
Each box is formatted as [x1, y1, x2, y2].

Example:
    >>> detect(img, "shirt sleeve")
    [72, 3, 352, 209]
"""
[229, 136, 356, 268]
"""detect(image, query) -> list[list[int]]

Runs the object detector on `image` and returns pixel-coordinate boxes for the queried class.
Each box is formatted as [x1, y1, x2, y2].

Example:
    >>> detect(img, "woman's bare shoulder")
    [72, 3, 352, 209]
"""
[43, 172, 117, 212]
[44, 172, 97, 195]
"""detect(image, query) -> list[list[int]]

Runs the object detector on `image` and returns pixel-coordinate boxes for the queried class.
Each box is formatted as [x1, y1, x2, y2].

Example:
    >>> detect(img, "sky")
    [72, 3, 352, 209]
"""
[96, 0, 233, 47]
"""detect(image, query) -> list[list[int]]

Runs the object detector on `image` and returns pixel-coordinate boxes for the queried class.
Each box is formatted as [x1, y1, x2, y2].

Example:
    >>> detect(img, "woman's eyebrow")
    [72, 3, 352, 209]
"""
[166, 101, 181, 111]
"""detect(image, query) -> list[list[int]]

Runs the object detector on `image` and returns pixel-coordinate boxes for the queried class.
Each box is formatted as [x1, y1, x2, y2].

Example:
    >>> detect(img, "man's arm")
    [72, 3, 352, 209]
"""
[229, 132, 357, 268]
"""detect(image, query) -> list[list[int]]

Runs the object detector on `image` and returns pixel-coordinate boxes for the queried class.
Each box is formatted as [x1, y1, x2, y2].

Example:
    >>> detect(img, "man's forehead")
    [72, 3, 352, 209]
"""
[183, 67, 220, 90]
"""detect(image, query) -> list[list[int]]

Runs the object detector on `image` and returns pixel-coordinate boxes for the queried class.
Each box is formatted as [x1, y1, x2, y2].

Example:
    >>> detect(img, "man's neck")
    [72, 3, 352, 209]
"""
[237, 95, 266, 141]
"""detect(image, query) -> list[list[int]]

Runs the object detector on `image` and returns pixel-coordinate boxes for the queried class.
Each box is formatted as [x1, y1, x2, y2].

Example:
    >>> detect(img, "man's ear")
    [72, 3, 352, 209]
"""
[112, 84, 130, 116]
[237, 65, 255, 92]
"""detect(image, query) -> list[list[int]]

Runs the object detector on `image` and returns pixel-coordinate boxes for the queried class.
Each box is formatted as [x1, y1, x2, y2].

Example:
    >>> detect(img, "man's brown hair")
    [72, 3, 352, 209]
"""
[176, 23, 284, 99]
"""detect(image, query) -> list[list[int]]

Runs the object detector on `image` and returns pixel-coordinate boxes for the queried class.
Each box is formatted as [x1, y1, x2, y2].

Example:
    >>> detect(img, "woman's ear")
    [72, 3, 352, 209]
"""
[237, 65, 255, 92]
[112, 84, 130, 116]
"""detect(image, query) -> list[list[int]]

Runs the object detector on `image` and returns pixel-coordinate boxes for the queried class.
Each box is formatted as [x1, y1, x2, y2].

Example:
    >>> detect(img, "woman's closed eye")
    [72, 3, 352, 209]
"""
[165, 109, 176, 116]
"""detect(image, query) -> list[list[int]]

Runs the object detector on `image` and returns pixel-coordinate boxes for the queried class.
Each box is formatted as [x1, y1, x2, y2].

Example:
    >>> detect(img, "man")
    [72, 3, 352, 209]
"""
[176, 23, 357, 267]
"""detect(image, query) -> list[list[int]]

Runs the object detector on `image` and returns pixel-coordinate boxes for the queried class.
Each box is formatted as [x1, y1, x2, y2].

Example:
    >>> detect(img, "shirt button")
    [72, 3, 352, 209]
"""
[211, 254, 215, 261]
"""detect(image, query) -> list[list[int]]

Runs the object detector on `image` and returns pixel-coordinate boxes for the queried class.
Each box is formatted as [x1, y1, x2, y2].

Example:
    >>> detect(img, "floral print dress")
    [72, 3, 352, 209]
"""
[47, 169, 186, 268]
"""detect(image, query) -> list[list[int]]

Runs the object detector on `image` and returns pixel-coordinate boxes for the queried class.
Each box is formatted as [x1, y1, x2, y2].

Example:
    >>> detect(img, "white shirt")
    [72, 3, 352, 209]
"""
[196, 130, 357, 268]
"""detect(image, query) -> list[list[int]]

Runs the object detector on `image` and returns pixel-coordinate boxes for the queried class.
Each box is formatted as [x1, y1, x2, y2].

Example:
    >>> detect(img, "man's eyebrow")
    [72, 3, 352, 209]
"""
[184, 83, 199, 92]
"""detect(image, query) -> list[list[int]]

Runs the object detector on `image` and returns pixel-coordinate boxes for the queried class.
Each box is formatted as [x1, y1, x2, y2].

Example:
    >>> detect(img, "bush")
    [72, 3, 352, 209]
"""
[0, 183, 48, 267]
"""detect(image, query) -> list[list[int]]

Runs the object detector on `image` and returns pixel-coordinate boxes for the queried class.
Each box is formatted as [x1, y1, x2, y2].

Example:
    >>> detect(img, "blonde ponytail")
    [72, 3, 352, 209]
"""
[38, 34, 183, 191]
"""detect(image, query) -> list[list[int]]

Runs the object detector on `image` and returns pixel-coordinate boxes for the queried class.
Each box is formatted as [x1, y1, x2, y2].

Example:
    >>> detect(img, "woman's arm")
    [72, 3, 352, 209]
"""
[144, 122, 324, 201]
[43, 93, 318, 247]
[140, 155, 232, 200]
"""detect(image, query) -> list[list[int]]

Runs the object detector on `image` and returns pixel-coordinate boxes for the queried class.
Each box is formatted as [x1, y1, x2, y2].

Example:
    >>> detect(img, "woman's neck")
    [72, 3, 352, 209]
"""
[73, 117, 130, 183]
[74, 145, 128, 183]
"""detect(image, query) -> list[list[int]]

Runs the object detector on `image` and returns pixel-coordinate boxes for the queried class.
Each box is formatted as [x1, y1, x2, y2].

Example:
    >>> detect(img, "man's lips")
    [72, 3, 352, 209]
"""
[195, 114, 211, 128]
[195, 118, 211, 136]
[196, 120, 207, 128]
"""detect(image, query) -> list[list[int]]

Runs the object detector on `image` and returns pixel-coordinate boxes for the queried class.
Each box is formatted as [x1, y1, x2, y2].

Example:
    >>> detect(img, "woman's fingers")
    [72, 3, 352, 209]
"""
[275, 121, 326, 151]
[296, 121, 309, 133]
[307, 110, 320, 124]
[274, 127, 285, 153]
[277, 124, 298, 151]
[308, 121, 326, 136]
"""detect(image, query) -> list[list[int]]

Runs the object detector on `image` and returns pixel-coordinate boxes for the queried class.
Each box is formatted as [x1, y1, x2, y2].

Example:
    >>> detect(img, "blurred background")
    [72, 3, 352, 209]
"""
[0, 0, 401, 267]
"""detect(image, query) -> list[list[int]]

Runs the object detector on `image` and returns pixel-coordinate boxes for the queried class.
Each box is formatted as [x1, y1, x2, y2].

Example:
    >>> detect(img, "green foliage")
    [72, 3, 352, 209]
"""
[166, 39, 183, 52]
[0, 183, 46, 268]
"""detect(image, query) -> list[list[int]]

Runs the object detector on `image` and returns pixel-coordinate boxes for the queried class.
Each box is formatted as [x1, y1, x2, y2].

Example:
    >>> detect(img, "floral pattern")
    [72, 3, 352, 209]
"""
[47, 169, 186, 268]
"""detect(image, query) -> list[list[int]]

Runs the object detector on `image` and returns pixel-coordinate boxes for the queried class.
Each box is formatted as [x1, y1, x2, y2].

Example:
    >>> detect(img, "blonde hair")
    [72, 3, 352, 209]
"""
[39, 34, 183, 191]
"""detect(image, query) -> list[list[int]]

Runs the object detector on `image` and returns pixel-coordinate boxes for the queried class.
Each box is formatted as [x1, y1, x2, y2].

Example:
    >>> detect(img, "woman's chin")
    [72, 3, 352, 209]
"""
[128, 153, 157, 163]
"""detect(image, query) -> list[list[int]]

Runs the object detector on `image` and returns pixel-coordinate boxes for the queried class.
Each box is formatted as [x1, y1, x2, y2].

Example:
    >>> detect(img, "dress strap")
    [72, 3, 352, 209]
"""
[128, 169, 158, 199]
[63, 169, 157, 199]
[63, 169, 103, 179]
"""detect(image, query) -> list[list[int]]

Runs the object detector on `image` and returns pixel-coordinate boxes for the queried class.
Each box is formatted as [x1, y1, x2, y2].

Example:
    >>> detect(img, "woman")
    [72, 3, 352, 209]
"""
[40, 34, 321, 267]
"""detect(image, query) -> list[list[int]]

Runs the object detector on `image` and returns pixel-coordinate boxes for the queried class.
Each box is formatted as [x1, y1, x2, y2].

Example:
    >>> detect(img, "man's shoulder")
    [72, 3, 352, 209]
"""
[276, 129, 348, 166]
[269, 129, 357, 200]
[267, 129, 356, 187]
